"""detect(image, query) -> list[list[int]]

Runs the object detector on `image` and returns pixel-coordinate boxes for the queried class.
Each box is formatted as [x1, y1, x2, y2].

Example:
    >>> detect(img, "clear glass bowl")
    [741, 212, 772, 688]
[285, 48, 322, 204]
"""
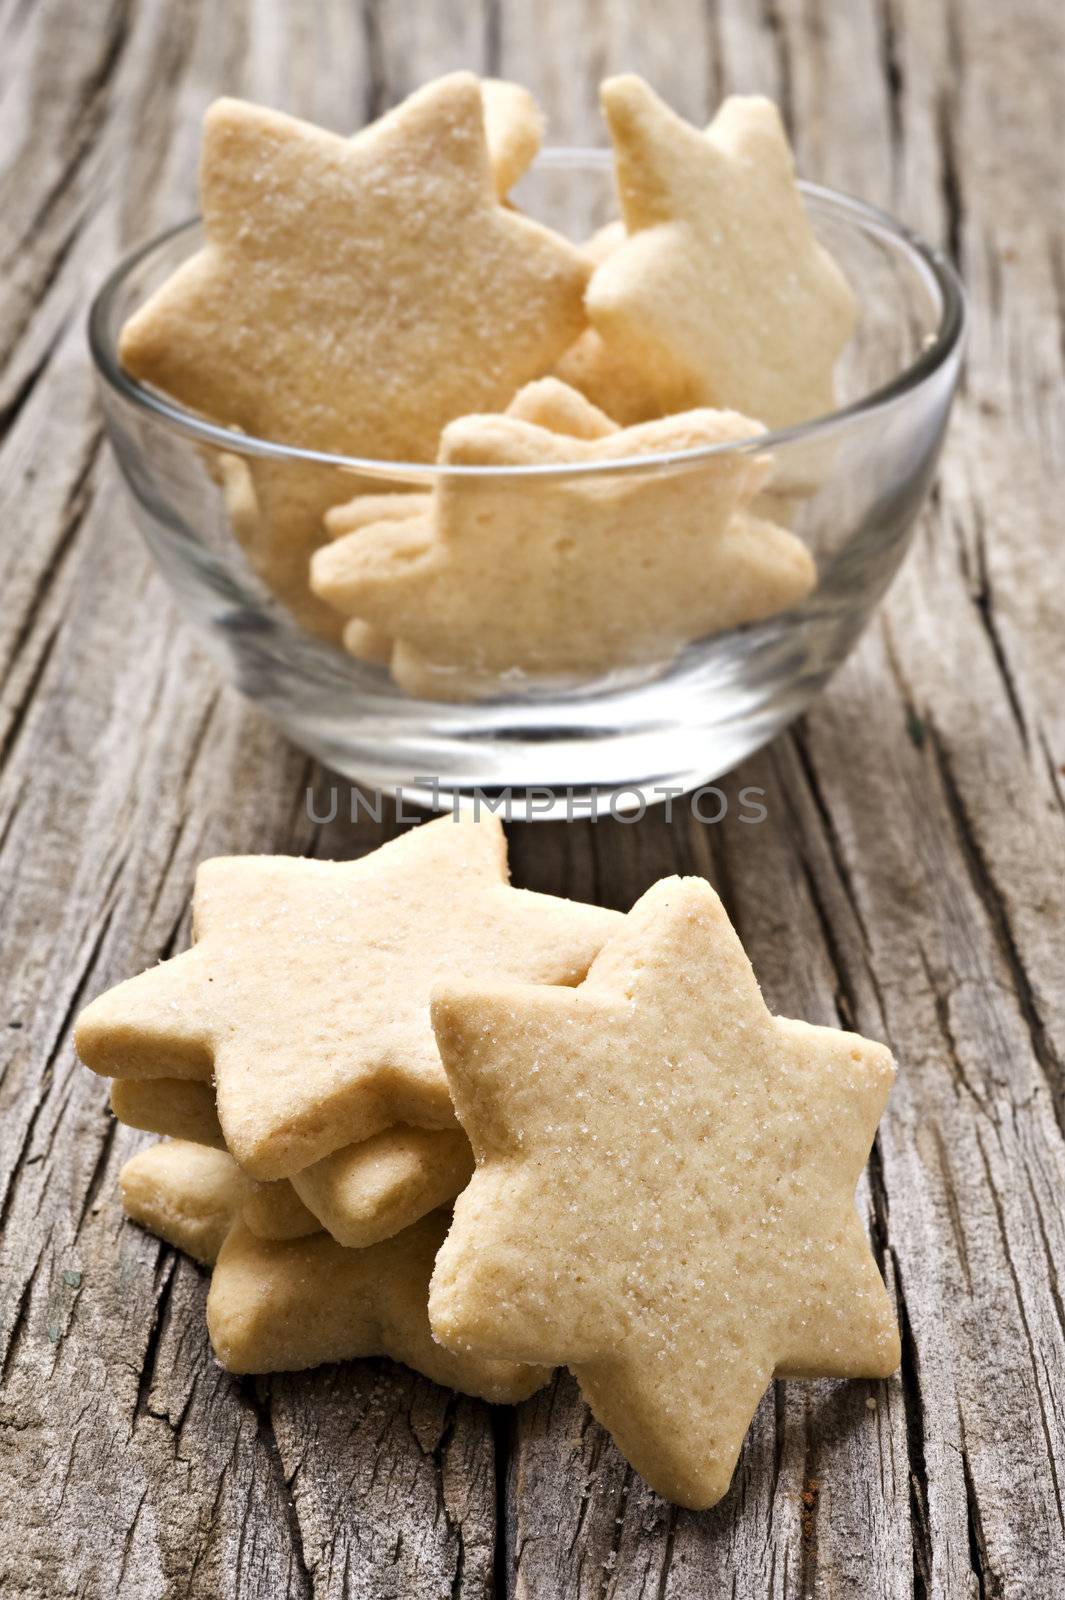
[88, 150, 965, 819]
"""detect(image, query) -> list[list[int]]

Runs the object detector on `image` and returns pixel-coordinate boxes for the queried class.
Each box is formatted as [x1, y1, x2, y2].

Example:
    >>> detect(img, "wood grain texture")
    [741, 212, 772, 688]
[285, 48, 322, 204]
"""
[0, 0, 1062, 1595]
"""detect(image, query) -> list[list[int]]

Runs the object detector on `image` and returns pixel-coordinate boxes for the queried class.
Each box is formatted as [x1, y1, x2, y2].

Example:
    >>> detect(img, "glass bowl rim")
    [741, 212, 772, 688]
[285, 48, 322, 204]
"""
[87, 148, 966, 484]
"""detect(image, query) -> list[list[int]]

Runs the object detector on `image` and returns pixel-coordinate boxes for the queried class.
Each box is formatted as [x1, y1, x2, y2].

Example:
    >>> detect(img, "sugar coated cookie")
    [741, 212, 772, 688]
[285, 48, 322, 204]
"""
[120, 76, 587, 634]
[207, 1212, 549, 1402]
[321, 379, 613, 542]
[75, 815, 620, 1180]
[428, 876, 900, 1509]
[322, 493, 431, 665]
[582, 220, 627, 266]
[587, 77, 857, 429]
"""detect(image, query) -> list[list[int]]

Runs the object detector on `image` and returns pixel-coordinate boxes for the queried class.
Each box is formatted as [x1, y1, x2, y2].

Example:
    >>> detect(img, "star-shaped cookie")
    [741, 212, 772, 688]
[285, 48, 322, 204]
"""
[309, 382, 816, 698]
[208, 1211, 548, 1401]
[109, 1075, 470, 1247]
[290, 1124, 474, 1248]
[428, 876, 900, 1509]
[481, 78, 544, 195]
[317, 376, 622, 674]
[76, 815, 620, 1180]
[586, 77, 857, 430]
[120, 76, 588, 635]
[111, 1075, 225, 1149]
[121, 1139, 252, 1266]
[553, 222, 663, 426]
[122, 1144, 546, 1401]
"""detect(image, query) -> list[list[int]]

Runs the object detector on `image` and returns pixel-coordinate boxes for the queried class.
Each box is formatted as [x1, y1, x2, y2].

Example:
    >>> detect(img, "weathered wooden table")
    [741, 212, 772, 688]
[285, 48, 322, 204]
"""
[1, 0, 1062, 1594]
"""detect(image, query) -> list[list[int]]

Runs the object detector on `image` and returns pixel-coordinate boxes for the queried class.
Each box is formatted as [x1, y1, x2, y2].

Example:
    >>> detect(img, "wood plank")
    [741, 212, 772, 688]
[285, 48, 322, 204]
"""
[0, 0, 1063, 1595]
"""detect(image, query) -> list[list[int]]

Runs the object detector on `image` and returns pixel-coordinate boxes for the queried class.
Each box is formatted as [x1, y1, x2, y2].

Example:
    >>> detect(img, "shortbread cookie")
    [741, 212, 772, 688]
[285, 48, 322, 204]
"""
[326, 376, 615, 669]
[215, 449, 261, 545]
[120, 1140, 250, 1265]
[324, 495, 431, 663]
[320, 368, 615, 549]
[122, 1147, 546, 1401]
[503, 375, 616, 439]
[291, 1125, 474, 1249]
[111, 1077, 459, 1249]
[117, 1095, 467, 1248]
[481, 78, 544, 195]
[323, 494, 429, 665]
[120, 77, 588, 635]
[583, 220, 626, 266]
[587, 78, 857, 429]
[210, 446, 341, 635]
[321, 378, 612, 546]
[428, 876, 900, 1509]
[552, 327, 661, 428]
[311, 395, 815, 698]
[119, 1115, 322, 1241]
[323, 379, 616, 671]
[324, 492, 434, 542]
[341, 618, 395, 667]
[553, 222, 662, 426]
[207, 1213, 549, 1402]
[111, 1076, 316, 1242]
[75, 815, 620, 1180]
[111, 1076, 224, 1148]
[242, 1179, 322, 1241]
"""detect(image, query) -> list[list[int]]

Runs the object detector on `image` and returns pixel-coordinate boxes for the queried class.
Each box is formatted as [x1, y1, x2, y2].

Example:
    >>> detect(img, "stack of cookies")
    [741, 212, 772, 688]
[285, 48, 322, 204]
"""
[77, 814, 899, 1509]
[118, 72, 854, 699]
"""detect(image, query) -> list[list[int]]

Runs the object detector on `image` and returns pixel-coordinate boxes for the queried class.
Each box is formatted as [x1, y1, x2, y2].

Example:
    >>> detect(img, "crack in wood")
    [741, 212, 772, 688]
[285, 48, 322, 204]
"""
[891, 1247, 933, 1600]
[241, 1376, 315, 1600]
[490, 1402, 511, 1600]
[927, 721, 1065, 1137]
